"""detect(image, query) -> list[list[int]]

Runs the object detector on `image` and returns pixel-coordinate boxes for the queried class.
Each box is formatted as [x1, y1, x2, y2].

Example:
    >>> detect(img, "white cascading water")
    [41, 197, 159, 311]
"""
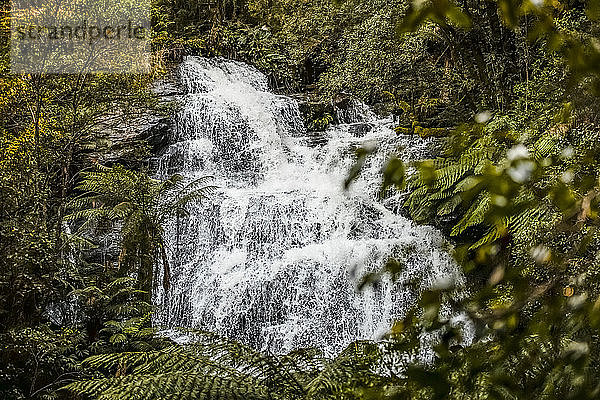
[154, 56, 465, 355]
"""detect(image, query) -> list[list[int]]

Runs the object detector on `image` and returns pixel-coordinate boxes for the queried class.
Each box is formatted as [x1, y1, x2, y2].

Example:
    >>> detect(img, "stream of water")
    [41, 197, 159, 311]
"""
[154, 56, 464, 355]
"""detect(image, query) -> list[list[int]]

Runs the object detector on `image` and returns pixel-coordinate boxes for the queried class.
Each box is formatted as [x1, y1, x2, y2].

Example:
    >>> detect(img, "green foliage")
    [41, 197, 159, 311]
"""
[0, 12, 177, 398]
[67, 165, 216, 299]
[63, 331, 394, 400]
[0, 28, 162, 328]
[71, 276, 155, 344]
[309, 112, 333, 131]
[340, 1, 600, 399]
[0, 325, 89, 399]
[364, 1, 600, 398]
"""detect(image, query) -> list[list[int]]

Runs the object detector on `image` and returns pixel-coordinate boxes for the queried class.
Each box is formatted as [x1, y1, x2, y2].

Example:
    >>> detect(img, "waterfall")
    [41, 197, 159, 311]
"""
[154, 56, 464, 355]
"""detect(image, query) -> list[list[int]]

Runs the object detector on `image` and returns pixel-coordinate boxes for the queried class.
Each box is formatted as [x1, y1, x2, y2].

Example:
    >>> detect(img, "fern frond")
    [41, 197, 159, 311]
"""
[437, 194, 462, 216]
[64, 372, 271, 400]
[450, 192, 490, 236]
[469, 217, 508, 249]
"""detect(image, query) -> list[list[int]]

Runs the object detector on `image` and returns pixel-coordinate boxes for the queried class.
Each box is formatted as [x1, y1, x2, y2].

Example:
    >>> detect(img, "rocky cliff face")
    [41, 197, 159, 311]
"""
[75, 70, 185, 269]
[82, 70, 185, 168]
[83, 65, 369, 170]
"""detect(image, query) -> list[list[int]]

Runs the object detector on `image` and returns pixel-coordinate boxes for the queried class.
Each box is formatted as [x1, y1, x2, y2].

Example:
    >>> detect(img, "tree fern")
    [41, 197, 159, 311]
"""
[65, 372, 272, 400]
[62, 330, 397, 400]
[450, 192, 490, 237]
[470, 217, 508, 250]
[437, 194, 462, 217]
[304, 341, 390, 399]
[66, 165, 217, 299]
[403, 117, 567, 254]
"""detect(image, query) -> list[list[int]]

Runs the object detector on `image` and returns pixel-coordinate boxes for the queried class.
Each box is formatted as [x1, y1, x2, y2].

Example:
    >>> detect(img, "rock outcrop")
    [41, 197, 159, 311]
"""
[82, 70, 184, 168]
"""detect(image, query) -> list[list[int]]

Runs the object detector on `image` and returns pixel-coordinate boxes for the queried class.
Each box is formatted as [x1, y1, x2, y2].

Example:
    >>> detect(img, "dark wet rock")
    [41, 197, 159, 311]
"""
[82, 71, 183, 167]
[347, 122, 373, 138]
[295, 96, 333, 128]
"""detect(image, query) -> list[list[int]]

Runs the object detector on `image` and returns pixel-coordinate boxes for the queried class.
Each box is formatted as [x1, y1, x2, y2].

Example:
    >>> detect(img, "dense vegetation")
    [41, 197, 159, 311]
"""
[2, 0, 600, 398]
